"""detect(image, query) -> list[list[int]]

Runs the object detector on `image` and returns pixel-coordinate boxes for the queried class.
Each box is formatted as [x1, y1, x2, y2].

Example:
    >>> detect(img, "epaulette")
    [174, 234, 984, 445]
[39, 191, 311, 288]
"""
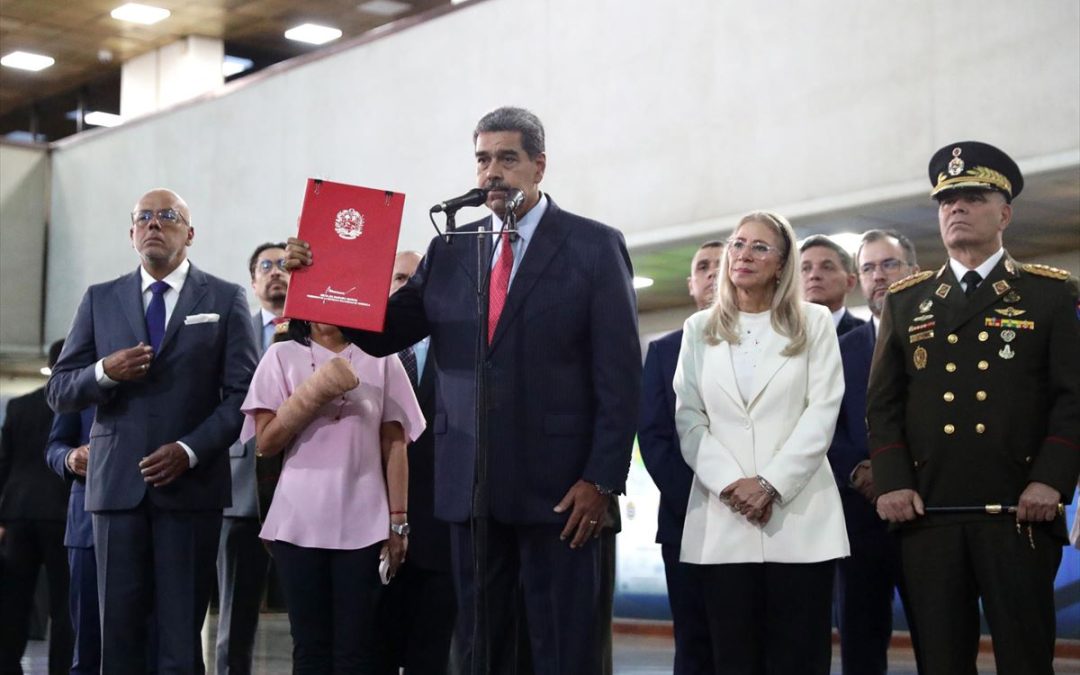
[888, 270, 934, 293]
[1021, 263, 1071, 281]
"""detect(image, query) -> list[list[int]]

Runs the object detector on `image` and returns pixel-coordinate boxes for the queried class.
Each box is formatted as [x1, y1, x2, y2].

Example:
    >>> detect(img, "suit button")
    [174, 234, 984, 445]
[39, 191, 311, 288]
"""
[913, 460, 921, 469]
[1024, 456, 1032, 463]
[743, 418, 751, 429]
[978, 360, 989, 371]
[946, 362, 957, 373]
[975, 423, 986, 434]
[947, 334, 958, 344]
[976, 390, 987, 401]
[978, 331, 989, 342]
[943, 392, 954, 402]
[944, 424, 955, 435]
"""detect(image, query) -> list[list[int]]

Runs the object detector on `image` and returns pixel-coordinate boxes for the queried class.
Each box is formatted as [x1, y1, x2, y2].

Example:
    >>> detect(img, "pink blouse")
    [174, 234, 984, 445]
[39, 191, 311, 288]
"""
[240, 340, 424, 550]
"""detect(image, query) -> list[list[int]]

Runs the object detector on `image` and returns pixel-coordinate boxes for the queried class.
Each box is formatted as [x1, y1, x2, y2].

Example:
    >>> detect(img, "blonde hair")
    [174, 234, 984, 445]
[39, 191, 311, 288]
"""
[704, 210, 807, 356]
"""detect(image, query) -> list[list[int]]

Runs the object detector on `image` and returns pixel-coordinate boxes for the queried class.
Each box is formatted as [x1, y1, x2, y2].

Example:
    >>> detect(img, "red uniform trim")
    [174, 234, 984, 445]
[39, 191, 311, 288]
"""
[1045, 435, 1079, 451]
[870, 443, 906, 458]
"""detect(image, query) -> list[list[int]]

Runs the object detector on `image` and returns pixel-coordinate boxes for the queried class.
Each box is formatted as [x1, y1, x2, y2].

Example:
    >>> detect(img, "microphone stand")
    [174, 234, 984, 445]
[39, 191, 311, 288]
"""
[428, 202, 519, 675]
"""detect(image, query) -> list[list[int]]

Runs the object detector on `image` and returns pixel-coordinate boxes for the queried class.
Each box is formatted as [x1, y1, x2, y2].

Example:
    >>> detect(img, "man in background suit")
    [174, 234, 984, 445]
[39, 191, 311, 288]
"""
[215, 241, 290, 675]
[638, 240, 723, 675]
[288, 106, 640, 675]
[800, 234, 865, 335]
[376, 250, 456, 674]
[45, 405, 99, 674]
[828, 229, 919, 674]
[0, 340, 73, 675]
[47, 188, 258, 673]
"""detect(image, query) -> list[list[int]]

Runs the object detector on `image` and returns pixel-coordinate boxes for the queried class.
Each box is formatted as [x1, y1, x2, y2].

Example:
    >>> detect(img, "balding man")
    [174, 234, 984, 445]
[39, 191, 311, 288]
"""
[47, 188, 257, 673]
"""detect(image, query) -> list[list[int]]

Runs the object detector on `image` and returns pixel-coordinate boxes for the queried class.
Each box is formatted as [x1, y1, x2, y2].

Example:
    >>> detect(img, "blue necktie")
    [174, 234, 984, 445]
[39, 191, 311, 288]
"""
[146, 280, 169, 353]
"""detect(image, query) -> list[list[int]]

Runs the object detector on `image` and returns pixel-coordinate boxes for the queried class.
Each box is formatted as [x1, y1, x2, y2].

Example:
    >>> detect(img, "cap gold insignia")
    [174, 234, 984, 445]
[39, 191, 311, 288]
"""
[948, 147, 965, 176]
[1004, 290, 1021, 304]
[999, 344, 1015, 360]
[995, 307, 1026, 317]
[1000, 329, 1016, 343]
[935, 284, 951, 299]
[919, 298, 933, 313]
[913, 346, 928, 370]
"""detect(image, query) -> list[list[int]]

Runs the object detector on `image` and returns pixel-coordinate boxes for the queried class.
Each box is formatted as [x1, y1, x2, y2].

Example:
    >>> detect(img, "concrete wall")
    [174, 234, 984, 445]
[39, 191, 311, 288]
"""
[0, 142, 49, 353]
[43, 0, 1080, 341]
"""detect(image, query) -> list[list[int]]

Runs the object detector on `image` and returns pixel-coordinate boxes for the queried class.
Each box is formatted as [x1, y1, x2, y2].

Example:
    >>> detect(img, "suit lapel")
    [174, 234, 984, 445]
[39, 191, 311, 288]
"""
[115, 268, 150, 345]
[158, 264, 208, 356]
[489, 201, 570, 352]
[251, 311, 265, 355]
[709, 340, 746, 412]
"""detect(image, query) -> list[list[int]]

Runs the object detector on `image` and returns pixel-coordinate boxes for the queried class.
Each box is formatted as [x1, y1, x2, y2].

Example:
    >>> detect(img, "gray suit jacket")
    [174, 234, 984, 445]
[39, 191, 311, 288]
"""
[223, 312, 264, 518]
[47, 263, 258, 512]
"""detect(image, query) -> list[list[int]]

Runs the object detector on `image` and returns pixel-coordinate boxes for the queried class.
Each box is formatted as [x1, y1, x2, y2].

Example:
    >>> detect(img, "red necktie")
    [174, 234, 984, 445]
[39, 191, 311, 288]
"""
[488, 228, 514, 344]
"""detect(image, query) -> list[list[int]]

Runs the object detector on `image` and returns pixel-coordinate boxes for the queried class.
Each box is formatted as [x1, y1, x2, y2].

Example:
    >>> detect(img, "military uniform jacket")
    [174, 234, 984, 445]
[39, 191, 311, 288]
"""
[867, 252, 1080, 539]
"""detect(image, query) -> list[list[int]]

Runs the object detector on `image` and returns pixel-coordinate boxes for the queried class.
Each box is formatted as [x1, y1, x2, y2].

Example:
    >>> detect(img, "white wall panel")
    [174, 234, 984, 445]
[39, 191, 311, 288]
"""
[45, 0, 1080, 340]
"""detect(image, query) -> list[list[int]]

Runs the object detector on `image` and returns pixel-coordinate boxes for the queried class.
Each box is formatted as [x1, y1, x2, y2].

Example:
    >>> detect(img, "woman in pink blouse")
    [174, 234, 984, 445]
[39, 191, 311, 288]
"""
[240, 319, 424, 673]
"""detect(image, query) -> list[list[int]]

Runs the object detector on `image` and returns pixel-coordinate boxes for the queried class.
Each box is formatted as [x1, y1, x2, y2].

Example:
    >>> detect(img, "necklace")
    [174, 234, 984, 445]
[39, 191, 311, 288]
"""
[309, 342, 355, 421]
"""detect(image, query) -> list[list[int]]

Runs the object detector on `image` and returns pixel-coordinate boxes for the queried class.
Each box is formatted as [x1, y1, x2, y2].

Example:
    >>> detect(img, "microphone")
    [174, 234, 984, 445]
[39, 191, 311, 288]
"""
[430, 188, 488, 213]
[505, 189, 525, 213]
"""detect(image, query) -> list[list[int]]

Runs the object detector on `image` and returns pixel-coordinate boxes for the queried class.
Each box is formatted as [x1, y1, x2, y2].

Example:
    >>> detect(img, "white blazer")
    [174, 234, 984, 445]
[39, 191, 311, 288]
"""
[674, 302, 849, 565]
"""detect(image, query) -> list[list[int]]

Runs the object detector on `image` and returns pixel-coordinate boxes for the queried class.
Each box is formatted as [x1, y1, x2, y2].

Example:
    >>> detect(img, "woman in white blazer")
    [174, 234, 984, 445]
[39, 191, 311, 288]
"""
[674, 211, 848, 675]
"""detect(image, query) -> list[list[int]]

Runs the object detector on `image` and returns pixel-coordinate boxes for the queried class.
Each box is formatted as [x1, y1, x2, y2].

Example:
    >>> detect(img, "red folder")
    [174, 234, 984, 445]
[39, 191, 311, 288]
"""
[283, 179, 406, 332]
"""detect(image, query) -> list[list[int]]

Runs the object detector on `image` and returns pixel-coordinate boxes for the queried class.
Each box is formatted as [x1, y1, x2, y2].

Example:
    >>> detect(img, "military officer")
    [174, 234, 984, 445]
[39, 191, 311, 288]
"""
[867, 141, 1080, 675]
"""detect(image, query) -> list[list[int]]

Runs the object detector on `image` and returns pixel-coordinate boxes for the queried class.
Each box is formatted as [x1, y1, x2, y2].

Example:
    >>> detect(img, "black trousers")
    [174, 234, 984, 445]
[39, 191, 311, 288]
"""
[216, 517, 270, 675]
[93, 505, 221, 675]
[899, 520, 1061, 675]
[662, 543, 714, 675]
[375, 559, 456, 674]
[272, 540, 383, 674]
[0, 520, 72, 675]
[449, 520, 603, 675]
[834, 527, 904, 675]
[67, 546, 100, 675]
[695, 560, 836, 675]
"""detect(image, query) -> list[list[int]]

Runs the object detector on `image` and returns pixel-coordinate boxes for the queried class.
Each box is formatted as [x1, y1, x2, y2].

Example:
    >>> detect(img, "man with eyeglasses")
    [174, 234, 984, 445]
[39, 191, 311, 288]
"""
[46, 188, 258, 674]
[827, 230, 919, 674]
[215, 242, 290, 675]
[800, 235, 865, 335]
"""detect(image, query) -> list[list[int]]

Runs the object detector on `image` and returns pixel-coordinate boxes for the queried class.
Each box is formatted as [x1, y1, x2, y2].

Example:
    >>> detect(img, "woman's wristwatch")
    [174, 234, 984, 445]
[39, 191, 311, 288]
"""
[390, 521, 410, 537]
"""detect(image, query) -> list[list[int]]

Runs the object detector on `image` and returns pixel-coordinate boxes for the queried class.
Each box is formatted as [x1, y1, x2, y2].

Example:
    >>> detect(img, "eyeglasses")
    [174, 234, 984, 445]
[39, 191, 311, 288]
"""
[132, 208, 187, 227]
[256, 258, 288, 274]
[727, 239, 783, 259]
[859, 258, 908, 276]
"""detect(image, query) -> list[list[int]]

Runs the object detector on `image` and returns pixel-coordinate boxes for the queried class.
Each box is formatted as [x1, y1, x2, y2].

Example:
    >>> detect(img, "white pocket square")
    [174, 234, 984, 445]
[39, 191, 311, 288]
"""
[184, 313, 220, 325]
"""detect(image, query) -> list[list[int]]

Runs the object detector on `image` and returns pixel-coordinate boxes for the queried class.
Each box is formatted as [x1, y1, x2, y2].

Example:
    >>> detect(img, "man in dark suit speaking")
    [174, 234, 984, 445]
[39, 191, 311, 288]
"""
[288, 107, 640, 674]
[47, 188, 258, 673]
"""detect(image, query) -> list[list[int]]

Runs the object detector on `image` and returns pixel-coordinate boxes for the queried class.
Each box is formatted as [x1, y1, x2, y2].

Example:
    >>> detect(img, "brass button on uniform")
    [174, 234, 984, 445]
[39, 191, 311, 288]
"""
[947, 334, 959, 344]
[975, 423, 986, 434]
[946, 362, 957, 373]
[943, 392, 955, 402]
[976, 391, 987, 401]
[944, 424, 955, 435]
[1024, 456, 1032, 463]
[978, 360, 989, 370]
[978, 331, 989, 342]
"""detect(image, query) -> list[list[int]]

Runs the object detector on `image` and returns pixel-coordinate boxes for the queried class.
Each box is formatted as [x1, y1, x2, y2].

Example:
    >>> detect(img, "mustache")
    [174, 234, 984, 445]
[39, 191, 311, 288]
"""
[483, 181, 512, 192]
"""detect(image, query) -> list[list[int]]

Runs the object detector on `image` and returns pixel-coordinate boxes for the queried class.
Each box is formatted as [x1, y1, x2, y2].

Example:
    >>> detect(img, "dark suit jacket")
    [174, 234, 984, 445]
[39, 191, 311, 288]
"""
[638, 329, 694, 546]
[837, 309, 866, 336]
[45, 407, 95, 548]
[46, 263, 258, 512]
[827, 320, 882, 536]
[869, 255, 1080, 539]
[404, 350, 450, 571]
[344, 197, 640, 524]
[0, 388, 67, 522]
[223, 311, 265, 519]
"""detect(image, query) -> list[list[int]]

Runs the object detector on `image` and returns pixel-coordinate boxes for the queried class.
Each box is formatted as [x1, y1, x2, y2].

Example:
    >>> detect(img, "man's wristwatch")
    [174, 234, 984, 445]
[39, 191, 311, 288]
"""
[390, 521, 410, 537]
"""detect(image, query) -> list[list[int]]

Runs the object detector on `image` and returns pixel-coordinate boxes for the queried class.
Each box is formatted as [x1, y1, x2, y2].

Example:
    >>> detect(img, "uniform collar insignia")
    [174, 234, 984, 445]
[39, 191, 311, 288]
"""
[992, 280, 1011, 296]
